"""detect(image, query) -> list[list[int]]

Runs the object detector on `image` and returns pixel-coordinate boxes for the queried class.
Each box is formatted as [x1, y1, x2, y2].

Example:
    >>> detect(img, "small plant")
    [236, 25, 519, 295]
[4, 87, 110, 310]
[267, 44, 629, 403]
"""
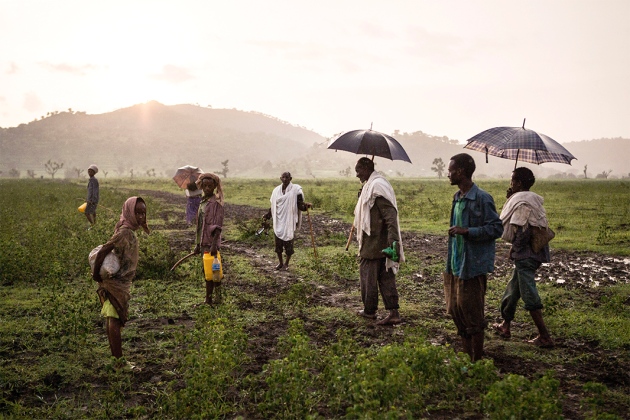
[596, 221, 611, 244]
[483, 371, 562, 419]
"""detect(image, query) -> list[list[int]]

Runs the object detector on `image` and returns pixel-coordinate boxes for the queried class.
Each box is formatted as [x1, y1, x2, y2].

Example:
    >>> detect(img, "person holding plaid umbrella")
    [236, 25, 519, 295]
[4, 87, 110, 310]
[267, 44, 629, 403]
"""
[494, 167, 554, 348]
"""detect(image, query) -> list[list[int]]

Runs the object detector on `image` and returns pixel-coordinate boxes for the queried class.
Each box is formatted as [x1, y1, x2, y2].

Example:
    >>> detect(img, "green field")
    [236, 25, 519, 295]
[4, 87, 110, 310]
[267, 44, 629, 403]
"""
[1, 178, 628, 419]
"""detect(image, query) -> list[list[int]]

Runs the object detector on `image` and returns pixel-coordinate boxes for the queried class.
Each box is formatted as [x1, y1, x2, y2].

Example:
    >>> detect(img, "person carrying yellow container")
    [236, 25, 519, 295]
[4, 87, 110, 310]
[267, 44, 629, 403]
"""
[85, 164, 100, 230]
[193, 173, 225, 305]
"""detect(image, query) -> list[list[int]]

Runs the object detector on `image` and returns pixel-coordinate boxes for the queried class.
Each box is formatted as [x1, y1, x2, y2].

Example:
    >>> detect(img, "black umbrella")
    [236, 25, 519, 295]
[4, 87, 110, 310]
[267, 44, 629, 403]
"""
[327, 127, 412, 163]
[464, 119, 576, 169]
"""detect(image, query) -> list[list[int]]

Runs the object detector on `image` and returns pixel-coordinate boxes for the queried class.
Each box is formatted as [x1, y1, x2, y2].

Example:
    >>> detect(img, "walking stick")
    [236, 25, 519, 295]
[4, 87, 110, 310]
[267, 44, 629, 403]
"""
[345, 225, 354, 251]
[170, 252, 197, 271]
[306, 208, 318, 259]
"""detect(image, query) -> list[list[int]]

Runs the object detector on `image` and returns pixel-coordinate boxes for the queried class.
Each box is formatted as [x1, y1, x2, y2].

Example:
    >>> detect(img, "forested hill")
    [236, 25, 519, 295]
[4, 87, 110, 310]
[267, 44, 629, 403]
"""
[0, 101, 326, 178]
[0, 101, 628, 179]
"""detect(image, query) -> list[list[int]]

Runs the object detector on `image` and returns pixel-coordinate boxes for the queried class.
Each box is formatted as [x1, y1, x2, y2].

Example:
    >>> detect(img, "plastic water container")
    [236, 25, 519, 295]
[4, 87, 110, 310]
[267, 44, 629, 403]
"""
[212, 256, 221, 282]
[78, 202, 87, 213]
[203, 252, 213, 281]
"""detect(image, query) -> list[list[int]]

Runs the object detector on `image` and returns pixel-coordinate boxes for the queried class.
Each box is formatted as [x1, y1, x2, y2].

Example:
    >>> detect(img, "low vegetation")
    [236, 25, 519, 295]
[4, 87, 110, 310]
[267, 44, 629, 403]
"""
[1, 178, 628, 418]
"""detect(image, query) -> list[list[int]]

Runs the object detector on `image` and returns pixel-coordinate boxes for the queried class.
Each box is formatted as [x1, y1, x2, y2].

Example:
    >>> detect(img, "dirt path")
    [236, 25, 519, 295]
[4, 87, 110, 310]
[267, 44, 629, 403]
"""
[144, 189, 630, 418]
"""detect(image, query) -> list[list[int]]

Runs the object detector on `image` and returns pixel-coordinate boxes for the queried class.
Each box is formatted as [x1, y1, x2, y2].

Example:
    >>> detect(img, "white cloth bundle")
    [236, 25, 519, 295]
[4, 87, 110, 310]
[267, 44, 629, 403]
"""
[88, 245, 120, 278]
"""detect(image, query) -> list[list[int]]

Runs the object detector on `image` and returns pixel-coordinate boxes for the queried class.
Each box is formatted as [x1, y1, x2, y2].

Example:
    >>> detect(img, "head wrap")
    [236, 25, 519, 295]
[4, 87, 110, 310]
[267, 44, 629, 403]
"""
[196, 173, 224, 206]
[88, 164, 99, 174]
[114, 196, 150, 234]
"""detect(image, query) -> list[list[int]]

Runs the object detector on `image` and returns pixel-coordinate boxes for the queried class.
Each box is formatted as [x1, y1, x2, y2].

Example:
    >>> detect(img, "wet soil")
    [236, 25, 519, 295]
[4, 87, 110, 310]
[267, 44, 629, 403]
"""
[142, 189, 630, 418]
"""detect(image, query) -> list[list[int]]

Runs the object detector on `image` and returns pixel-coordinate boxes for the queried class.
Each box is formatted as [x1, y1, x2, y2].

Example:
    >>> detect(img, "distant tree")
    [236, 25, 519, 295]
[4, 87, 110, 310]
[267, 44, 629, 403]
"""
[596, 170, 612, 179]
[73, 167, 84, 178]
[395, 171, 405, 177]
[103, 171, 108, 178]
[217, 160, 229, 178]
[339, 166, 352, 177]
[27, 170, 36, 178]
[8, 168, 20, 178]
[431, 157, 446, 179]
[583, 165, 588, 179]
[44, 159, 64, 179]
[146, 168, 156, 177]
[129, 169, 134, 179]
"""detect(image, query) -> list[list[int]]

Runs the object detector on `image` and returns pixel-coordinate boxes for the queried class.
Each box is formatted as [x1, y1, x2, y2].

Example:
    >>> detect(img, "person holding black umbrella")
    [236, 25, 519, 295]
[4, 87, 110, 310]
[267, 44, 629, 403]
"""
[444, 153, 503, 361]
[353, 157, 404, 325]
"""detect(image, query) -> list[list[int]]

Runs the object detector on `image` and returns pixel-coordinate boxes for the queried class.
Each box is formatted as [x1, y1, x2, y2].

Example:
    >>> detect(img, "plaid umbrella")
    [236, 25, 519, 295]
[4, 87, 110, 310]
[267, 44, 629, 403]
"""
[327, 128, 412, 163]
[172, 165, 204, 189]
[464, 119, 576, 169]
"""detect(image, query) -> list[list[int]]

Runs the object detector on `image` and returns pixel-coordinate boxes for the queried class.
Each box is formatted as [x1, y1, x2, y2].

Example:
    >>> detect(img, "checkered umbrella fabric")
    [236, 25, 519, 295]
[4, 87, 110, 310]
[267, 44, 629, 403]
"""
[328, 129, 412, 163]
[464, 125, 576, 168]
[172, 165, 204, 189]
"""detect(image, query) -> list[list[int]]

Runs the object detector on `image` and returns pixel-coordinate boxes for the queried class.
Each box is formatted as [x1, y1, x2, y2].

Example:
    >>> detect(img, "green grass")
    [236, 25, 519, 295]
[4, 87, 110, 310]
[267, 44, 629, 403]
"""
[1, 178, 629, 419]
[216, 177, 630, 255]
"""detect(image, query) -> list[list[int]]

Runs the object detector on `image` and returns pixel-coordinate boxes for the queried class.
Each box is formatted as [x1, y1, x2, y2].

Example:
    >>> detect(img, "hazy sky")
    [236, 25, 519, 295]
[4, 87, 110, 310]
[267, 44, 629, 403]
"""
[1, 0, 628, 143]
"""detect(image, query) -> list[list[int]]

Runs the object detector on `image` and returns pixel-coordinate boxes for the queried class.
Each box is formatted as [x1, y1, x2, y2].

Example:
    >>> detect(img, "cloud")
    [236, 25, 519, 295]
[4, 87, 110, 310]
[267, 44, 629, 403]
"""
[40, 62, 98, 75]
[5, 62, 19, 75]
[23, 92, 43, 113]
[150, 65, 195, 83]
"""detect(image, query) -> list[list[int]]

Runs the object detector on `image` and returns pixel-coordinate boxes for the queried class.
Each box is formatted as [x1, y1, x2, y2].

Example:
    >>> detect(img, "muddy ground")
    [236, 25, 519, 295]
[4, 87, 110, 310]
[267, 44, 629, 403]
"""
[144, 189, 630, 418]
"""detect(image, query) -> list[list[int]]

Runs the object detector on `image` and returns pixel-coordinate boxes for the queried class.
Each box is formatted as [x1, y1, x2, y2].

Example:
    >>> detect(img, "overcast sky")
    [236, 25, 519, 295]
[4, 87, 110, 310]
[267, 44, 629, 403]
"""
[1, 0, 628, 143]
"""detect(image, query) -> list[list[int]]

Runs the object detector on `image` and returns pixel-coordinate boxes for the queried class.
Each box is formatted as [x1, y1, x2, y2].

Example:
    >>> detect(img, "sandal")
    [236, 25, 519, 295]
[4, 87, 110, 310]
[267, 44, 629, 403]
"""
[357, 310, 377, 320]
[528, 336, 554, 348]
[492, 323, 511, 339]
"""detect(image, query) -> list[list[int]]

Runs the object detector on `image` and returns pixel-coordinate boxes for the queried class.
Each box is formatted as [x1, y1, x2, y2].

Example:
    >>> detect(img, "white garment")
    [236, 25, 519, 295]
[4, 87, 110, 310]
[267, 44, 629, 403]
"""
[353, 171, 405, 273]
[270, 182, 304, 241]
[186, 188, 202, 197]
[500, 191, 549, 243]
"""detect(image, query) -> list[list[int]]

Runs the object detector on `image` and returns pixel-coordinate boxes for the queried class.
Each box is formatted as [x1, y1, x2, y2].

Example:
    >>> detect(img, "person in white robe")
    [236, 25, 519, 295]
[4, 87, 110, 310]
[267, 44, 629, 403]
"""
[263, 172, 312, 270]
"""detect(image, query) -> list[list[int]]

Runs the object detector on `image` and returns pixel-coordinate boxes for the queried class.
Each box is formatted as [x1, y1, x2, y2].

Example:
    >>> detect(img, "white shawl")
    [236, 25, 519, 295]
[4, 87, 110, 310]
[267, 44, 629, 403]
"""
[353, 171, 405, 273]
[270, 182, 303, 241]
[500, 191, 548, 243]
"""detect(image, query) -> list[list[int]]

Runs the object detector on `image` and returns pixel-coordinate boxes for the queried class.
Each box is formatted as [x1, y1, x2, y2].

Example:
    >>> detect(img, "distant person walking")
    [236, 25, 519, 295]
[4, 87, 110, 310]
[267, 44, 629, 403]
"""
[494, 167, 554, 348]
[353, 157, 404, 325]
[85, 164, 100, 229]
[263, 172, 312, 271]
[444, 153, 502, 361]
[185, 181, 203, 226]
[193, 173, 225, 305]
[92, 196, 150, 360]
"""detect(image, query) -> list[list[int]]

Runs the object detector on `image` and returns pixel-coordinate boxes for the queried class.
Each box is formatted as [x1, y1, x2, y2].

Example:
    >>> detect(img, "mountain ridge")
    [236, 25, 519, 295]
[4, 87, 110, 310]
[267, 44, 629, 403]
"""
[1, 101, 627, 179]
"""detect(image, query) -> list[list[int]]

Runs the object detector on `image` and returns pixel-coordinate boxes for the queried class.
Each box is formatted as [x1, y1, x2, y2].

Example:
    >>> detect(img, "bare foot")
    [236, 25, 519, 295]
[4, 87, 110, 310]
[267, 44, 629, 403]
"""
[274, 263, 283, 270]
[528, 335, 554, 348]
[282, 264, 289, 271]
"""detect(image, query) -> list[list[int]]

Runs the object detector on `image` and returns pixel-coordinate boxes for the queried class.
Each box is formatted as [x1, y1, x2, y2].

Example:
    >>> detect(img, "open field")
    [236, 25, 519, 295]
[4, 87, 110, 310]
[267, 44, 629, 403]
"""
[1, 178, 629, 419]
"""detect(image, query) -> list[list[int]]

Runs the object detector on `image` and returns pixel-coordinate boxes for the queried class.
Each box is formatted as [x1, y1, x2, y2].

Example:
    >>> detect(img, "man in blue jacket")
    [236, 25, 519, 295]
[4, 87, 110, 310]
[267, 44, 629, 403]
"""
[444, 153, 503, 361]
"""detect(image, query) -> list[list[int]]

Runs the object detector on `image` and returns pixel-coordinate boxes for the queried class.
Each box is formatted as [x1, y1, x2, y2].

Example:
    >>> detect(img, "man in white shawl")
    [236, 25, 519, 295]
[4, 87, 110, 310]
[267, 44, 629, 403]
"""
[493, 167, 554, 348]
[263, 172, 312, 271]
[353, 157, 404, 325]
